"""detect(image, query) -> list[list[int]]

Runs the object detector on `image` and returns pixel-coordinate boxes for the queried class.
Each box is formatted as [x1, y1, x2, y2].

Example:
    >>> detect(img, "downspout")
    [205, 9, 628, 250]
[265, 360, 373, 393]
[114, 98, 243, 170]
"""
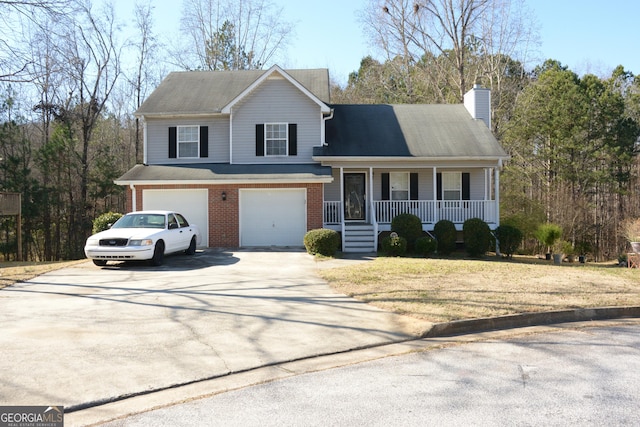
[130, 184, 137, 212]
[321, 109, 334, 146]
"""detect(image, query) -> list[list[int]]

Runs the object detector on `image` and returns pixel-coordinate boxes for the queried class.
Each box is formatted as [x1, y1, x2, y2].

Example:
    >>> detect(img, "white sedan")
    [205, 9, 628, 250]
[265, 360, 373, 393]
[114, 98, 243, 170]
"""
[84, 210, 201, 267]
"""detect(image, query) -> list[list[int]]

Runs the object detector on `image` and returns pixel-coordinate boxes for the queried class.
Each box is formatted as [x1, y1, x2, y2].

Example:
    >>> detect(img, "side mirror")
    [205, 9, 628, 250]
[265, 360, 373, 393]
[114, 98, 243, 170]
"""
[168, 223, 179, 230]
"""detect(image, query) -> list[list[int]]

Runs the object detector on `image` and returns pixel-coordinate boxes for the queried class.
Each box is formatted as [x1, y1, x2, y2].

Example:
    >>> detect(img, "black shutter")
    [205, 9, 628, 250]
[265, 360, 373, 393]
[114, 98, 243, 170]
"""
[288, 123, 297, 156]
[255, 124, 264, 156]
[436, 173, 442, 200]
[381, 173, 390, 200]
[462, 173, 470, 200]
[168, 127, 177, 158]
[410, 173, 419, 200]
[199, 126, 208, 158]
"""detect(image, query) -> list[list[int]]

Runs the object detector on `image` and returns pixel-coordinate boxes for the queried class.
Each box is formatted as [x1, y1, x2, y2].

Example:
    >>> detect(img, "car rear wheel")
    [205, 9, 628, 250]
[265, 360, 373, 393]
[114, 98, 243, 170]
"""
[150, 241, 164, 266]
[185, 236, 196, 255]
[92, 259, 107, 267]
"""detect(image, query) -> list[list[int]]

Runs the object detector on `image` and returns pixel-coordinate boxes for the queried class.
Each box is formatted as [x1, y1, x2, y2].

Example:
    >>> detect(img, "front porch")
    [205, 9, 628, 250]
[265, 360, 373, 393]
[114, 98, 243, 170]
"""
[324, 199, 498, 228]
[323, 199, 500, 253]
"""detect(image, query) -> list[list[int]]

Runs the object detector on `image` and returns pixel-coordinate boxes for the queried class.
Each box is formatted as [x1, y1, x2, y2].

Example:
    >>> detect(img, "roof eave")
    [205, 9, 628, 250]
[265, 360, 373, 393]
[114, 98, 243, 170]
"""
[115, 177, 334, 186]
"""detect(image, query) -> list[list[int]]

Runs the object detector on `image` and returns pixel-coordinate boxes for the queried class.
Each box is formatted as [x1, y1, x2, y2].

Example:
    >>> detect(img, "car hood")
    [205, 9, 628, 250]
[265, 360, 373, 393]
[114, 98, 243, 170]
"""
[88, 227, 162, 241]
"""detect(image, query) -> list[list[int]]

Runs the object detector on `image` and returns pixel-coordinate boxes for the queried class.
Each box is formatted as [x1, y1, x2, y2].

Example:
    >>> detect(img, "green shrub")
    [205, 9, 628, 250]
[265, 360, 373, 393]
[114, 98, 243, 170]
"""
[380, 233, 407, 257]
[433, 220, 457, 255]
[463, 218, 492, 257]
[494, 224, 523, 259]
[415, 236, 437, 257]
[391, 213, 423, 250]
[303, 228, 340, 256]
[92, 212, 123, 234]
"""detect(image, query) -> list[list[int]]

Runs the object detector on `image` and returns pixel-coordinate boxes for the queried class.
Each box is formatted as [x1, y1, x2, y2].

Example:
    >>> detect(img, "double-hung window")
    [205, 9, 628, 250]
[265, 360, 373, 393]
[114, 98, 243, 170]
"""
[390, 172, 409, 200]
[265, 123, 288, 156]
[442, 172, 462, 201]
[177, 126, 199, 158]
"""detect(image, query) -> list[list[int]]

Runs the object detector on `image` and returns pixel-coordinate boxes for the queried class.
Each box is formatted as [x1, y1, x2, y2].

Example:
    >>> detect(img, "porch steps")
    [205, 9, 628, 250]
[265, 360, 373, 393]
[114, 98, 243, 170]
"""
[343, 224, 376, 253]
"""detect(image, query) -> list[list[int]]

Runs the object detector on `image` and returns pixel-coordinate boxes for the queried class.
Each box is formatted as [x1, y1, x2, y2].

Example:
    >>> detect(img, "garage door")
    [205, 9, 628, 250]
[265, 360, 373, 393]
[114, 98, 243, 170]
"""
[240, 189, 306, 247]
[143, 189, 209, 247]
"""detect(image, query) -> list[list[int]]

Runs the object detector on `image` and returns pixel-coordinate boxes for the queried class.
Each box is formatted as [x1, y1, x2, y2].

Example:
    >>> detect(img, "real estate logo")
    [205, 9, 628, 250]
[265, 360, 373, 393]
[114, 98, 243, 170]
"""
[0, 406, 63, 427]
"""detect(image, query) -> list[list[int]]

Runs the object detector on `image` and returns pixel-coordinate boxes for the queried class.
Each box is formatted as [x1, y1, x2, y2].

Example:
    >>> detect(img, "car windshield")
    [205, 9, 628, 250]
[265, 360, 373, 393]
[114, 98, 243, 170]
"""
[111, 213, 166, 229]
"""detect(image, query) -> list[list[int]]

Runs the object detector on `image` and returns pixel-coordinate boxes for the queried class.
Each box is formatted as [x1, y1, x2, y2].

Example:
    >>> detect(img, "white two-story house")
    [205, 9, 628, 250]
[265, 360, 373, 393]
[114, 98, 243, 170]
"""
[116, 65, 508, 252]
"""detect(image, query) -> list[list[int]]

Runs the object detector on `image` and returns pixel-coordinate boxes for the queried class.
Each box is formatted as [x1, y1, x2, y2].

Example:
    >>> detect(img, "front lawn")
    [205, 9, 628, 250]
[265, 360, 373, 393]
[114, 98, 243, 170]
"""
[318, 256, 640, 323]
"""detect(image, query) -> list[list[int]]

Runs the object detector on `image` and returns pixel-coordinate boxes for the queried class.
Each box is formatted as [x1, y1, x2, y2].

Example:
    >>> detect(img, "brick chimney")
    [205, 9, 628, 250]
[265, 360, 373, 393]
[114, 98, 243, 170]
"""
[464, 84, 491, 129]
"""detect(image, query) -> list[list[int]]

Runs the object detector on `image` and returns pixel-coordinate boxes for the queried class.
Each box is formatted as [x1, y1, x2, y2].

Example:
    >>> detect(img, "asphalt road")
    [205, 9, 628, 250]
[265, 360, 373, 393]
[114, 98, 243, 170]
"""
[98, 322, 640, 426]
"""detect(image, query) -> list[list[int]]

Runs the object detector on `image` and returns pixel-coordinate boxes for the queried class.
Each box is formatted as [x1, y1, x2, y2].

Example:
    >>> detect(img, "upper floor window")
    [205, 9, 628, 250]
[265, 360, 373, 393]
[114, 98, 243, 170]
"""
[168, 126, 208, 159]
[265, 123, 288, 156]
[178, 126, 199, 158]
[255, 123, 297, 157]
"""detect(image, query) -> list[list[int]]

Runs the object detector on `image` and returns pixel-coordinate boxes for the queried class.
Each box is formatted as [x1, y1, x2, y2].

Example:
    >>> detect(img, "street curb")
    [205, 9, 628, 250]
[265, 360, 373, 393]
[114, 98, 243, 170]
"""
[423, 306, 640, 337]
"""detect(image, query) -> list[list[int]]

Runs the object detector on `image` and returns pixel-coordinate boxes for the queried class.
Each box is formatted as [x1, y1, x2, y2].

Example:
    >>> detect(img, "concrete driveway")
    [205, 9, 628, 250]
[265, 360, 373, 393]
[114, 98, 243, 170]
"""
[0, 250, 430, 413]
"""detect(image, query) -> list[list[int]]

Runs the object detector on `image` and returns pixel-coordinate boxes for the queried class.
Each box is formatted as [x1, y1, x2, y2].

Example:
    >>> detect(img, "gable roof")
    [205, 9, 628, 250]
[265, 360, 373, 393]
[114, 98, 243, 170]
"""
[316, 104, 508, 160]
[135, 67, 331, 117]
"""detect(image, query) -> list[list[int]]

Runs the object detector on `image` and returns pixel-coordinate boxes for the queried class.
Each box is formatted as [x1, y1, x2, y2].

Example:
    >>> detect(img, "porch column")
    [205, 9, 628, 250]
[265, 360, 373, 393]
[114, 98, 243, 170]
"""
[433, 167, 438, 224]
[369, 167, 374, 222]
[340, 167, 345, 249]
[494, 164, 501, 226]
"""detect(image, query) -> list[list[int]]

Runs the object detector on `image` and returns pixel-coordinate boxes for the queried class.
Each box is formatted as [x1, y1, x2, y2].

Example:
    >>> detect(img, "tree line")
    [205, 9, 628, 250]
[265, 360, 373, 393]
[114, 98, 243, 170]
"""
[0, 0, 638, 261]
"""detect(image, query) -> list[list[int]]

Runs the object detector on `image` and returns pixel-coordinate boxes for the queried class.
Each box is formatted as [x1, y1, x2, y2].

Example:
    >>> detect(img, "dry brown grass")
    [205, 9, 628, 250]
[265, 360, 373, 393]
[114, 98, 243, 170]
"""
[0, 260, 87, 289]
[318, 256, 640, 323]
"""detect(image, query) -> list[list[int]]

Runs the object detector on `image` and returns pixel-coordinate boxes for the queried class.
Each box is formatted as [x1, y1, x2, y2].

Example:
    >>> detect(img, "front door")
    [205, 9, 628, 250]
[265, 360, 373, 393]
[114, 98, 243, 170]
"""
[344, 173, 366, 221]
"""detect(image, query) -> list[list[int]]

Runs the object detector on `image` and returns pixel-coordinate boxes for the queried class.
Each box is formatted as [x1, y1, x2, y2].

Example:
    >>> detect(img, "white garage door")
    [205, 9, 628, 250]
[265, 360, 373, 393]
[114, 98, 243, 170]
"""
[240, 189, 306, 247]
[143, 189, 209, 247]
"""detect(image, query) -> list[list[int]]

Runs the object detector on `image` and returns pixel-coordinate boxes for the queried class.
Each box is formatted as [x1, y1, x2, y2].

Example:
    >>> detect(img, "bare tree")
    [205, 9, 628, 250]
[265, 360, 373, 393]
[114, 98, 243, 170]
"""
[361, 0, 537, 101]
[0, 0, 73, 81]
[47, 0, 123, 257]
[174, 0, 293, 70]
[127, 0, 160, 163]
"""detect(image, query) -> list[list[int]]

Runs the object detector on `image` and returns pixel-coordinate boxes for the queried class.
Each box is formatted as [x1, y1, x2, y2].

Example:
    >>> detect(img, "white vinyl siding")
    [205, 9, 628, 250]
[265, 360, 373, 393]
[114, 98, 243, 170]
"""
[145, 117, 229, 165]
[231, 77, 322, 163]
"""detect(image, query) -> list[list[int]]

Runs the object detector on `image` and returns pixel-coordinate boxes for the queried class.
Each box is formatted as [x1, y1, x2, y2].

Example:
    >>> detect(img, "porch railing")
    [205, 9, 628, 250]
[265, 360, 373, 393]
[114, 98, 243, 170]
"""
[324, 201, 343, 224]
[375, 200, 497, 224]
[323, 200, 498, 226]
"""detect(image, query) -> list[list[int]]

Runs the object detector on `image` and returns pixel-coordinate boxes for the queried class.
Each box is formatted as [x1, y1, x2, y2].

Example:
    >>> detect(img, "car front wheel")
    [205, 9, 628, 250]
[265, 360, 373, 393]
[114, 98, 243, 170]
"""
[150, 241, 165, 266]
[92, 259, 107, 267]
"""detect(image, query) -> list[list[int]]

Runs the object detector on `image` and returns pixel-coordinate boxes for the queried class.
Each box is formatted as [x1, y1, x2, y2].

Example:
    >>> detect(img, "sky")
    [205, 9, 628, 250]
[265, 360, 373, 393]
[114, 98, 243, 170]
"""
[115, 0, 640, 86]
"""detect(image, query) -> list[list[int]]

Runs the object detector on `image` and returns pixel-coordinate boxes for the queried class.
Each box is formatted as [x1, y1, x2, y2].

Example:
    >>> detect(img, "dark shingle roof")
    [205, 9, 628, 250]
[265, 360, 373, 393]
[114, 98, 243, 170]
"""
[135, 68, 330, 116]
[115, 163, 333, 184]
[319, 104, 508, 159]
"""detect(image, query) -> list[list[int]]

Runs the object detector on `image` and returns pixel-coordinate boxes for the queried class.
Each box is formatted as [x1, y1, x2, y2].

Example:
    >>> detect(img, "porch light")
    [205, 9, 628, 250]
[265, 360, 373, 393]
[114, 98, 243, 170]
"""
[222, 191, 227, 201]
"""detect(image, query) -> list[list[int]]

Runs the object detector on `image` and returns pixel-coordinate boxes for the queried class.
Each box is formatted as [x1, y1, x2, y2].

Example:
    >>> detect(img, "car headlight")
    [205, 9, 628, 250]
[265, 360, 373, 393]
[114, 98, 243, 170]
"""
[85, 238, 99, 247]
[129, 239, 154, 246]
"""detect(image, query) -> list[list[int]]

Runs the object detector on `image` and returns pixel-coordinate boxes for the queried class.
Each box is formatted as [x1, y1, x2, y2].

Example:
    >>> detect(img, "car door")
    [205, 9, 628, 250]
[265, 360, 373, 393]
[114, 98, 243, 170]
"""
[163, 213, 183, 253]
[169, 213, 192, 250]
